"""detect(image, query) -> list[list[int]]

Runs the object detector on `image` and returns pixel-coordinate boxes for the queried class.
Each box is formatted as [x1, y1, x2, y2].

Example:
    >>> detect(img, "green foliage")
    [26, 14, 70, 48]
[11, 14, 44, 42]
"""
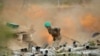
[0, 0, 3, 11]
[68, 53, 81, 56]
[0, 20, 13, 56]
[88, 41, 96, 46]
[0, 46, 12, 56]
[0, 22, 14, 45]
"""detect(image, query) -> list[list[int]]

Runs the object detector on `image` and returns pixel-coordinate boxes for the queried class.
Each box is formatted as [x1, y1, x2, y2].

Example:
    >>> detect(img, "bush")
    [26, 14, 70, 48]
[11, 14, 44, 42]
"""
[0, 20, 14, 56]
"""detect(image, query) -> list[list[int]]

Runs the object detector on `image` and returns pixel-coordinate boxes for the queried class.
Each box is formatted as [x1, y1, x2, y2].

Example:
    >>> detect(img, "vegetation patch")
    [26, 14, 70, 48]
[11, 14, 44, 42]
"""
[0, 20, 14, 56]
[0, 0, 3, 13]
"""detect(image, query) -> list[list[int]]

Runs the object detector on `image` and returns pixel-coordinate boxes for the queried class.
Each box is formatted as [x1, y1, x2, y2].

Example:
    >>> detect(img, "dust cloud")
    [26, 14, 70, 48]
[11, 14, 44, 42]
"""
[1, 0, 100, 49]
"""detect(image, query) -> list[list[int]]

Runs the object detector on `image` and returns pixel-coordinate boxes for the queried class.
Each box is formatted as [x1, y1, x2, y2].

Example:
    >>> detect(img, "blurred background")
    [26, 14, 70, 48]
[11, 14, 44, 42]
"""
[0, 0, 100, 50]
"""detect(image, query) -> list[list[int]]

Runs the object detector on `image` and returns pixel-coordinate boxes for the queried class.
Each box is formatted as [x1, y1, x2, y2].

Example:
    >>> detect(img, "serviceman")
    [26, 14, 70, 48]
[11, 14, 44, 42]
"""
[44, 21, 61, 48]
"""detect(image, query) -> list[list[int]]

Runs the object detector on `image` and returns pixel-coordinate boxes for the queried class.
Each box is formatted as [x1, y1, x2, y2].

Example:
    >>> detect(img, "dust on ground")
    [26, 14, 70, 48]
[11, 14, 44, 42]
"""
[1, 0, 100, 50]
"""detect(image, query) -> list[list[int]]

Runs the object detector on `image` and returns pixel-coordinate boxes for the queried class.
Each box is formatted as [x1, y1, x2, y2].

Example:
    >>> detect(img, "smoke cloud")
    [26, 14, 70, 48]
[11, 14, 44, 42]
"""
[1, 0, 100, 48]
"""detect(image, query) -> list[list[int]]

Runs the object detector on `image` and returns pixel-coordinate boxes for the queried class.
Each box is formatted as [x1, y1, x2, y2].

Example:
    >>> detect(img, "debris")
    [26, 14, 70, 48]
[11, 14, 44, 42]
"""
[92, 32, 100, 37]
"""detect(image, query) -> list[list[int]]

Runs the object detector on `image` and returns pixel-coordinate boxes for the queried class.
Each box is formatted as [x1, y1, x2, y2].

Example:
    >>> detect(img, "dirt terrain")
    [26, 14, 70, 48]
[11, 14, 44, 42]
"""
[1, 0, 100, 50]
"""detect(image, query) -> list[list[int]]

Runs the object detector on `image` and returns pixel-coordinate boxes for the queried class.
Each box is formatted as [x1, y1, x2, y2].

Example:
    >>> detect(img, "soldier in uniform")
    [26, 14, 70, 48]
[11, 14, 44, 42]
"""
[44, 21, 61, 48]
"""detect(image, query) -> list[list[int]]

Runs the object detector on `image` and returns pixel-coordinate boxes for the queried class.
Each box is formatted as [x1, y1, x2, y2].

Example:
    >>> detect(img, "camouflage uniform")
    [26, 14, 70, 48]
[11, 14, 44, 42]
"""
[47, 27, 61, 48]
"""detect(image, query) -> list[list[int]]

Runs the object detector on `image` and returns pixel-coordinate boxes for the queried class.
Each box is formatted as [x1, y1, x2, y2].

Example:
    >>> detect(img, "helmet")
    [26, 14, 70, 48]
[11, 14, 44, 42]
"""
[44, 21, 51, 27]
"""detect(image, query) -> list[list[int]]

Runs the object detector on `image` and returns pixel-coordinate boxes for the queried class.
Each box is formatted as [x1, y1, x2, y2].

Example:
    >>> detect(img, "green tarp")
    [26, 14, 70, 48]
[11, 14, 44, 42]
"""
[6, 23, 19, 29]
